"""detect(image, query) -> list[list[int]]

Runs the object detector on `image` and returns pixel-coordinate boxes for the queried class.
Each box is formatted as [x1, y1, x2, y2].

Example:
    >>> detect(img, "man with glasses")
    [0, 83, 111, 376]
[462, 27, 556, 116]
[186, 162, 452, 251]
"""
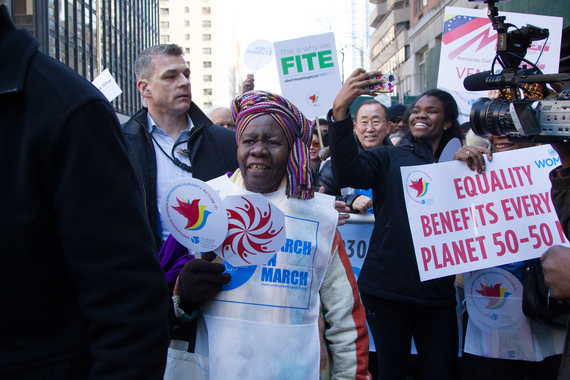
[317, 99, 392, 214]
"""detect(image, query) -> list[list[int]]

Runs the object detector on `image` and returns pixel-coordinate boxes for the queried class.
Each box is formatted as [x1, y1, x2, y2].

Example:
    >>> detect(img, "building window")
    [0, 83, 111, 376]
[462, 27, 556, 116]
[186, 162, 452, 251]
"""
[160, 8, 169, 15]
[185, 48, 190, 54]
[160, 35, 170, 43]
[203, 48, 211, 55]
[203, 61, 212, 68]
[203, 75, 212, 82]
[380, 46, 408, 75]
[186, 61, 191, 67]
[202, 34, 211, 41]
[160, 21, 169, 29]
[202, 7, 211, 15]
[185, 20, 190, 27]
[185, 34, 190, 40]
[184, 7, 189, 13]
[204, 101, 212, 109]
[204, 88, 212, 95]
[202, 20, 211, 28]
[418, 50, 427, 92]
[417, 0, 427, 13]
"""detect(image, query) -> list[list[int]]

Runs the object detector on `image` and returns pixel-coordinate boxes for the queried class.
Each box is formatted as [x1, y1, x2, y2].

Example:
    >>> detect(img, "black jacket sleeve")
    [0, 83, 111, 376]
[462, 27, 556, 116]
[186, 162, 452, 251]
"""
[52, 99, 170, 379]
[327, 109, 385, 191]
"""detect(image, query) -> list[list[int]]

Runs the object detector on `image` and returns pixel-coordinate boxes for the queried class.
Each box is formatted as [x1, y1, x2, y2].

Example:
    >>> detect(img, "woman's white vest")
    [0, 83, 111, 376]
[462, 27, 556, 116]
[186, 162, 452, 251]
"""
[166, 174, 338, 379]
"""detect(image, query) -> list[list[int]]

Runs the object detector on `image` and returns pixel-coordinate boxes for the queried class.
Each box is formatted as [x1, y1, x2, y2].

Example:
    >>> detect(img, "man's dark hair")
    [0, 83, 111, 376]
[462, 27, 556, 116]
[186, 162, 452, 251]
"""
[354, 99, 389, 121]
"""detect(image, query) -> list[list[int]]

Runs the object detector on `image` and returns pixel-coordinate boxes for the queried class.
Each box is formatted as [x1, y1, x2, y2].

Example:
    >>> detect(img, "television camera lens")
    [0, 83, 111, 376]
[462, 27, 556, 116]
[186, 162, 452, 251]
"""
[469, 97, 532, 137]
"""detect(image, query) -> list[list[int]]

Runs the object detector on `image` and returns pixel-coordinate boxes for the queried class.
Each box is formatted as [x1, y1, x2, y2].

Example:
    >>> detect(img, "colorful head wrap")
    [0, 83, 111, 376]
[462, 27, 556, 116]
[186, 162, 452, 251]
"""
[232, 90, 315, 200]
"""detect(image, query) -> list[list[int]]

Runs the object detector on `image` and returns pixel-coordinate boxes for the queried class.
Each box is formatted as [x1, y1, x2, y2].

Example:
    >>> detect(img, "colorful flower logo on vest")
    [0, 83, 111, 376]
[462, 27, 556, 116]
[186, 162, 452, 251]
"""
[464, 267, 523, 328]
[475, 282, 512, 309]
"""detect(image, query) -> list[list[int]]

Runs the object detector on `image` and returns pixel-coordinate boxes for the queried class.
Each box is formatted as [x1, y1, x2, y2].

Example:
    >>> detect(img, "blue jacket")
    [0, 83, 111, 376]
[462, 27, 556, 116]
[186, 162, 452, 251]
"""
[328, 110, 456, 306]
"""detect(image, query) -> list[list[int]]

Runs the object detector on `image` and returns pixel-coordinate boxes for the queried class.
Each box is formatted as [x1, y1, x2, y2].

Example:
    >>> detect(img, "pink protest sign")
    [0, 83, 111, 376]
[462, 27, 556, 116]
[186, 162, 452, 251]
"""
[401, 145, 569, 281]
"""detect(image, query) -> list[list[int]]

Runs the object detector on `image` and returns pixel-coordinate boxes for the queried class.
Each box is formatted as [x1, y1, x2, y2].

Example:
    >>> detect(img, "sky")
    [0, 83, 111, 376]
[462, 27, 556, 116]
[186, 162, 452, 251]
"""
[228, 0, 353, 93]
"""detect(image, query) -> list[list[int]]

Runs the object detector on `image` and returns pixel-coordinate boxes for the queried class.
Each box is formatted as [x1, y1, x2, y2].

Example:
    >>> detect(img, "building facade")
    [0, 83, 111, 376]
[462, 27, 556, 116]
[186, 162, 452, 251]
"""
[7, 0, 159, 121]
[158, 0, 239, 111]
[369, 0, 570, 103]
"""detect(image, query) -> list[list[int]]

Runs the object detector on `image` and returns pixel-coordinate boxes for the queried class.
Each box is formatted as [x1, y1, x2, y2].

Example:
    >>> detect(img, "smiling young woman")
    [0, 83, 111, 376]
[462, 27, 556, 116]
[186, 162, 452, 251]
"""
[329, 69, 463, 380]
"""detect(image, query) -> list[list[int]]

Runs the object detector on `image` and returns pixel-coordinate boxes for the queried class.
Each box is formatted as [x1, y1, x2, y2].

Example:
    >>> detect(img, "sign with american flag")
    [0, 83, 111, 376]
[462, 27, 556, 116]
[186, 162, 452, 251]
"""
[437, 6, 563, 123]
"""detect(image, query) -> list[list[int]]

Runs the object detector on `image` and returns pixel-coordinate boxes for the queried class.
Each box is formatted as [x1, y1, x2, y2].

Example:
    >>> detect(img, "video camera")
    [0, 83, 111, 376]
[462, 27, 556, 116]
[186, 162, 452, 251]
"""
[463, 0, 570, 143]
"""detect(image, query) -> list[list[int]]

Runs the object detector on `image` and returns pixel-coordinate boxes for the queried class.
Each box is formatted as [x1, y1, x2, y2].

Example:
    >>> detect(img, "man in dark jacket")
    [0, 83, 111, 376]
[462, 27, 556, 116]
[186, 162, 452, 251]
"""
[122, 44, 238, 250]
[0, 4, 170, 379]
[317, 99, 392, 213]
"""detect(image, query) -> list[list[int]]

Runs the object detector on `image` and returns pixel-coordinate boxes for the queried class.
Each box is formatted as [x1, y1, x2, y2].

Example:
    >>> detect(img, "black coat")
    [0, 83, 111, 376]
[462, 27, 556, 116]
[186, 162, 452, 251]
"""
[317, 135, 392, 213]
[0, 6, 170, 378]
[549, 168, 570, 379]
[122, 105, 238, 249]
[328, 109, 456, 306]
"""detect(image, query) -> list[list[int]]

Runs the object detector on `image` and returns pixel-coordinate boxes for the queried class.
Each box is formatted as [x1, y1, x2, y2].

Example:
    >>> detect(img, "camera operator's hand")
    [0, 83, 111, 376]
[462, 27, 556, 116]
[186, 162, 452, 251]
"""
[541, 245, 570, 301]
[453, 146, 492, 174]
[332, 68, 381, 121]
[176, 251, 231, 312]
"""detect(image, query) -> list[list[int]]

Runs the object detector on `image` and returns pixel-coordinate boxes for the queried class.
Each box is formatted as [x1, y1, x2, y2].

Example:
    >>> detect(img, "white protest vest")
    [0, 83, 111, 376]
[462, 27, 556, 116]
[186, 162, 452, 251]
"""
[194, 175, 338, 379]
[464, 267, 565, 361]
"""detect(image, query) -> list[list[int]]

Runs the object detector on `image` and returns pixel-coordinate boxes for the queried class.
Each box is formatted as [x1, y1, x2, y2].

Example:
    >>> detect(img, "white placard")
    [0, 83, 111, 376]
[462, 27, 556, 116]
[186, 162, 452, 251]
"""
[92, 68, 122, 102]
[401, 145, 569, 281]
[243, 39, 274, 72]
[214, 194, 286, 267]
[273, 32, 342, 118]
[436, 6, 563, 123]
[160, 178, 228, 252]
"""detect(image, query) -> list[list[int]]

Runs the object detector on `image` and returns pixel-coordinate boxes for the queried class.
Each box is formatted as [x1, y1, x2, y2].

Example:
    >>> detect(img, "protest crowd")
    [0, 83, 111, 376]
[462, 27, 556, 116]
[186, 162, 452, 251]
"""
[3, 1, 570, 379]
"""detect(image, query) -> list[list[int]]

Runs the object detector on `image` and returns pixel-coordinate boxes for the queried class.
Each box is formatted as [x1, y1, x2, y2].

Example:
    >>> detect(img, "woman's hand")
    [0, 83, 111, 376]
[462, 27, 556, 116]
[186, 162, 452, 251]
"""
[453, 146, 492, 174]
[332, 68, 383, 121]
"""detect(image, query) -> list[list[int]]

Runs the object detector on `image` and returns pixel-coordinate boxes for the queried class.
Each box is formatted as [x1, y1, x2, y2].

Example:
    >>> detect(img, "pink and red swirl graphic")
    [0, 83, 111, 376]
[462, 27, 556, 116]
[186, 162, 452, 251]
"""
[220, 196, 283, 265]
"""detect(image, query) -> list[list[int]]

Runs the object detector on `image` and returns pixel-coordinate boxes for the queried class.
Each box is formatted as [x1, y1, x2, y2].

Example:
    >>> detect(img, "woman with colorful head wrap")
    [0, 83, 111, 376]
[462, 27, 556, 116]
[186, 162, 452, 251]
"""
[231, 90, 315, 200]
[165, 90, 371, 379]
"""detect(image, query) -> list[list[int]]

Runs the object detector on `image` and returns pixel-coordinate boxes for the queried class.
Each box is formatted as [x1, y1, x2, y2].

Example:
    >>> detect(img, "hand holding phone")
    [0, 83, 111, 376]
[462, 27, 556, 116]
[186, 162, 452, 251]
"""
[368, 74, 395, 93]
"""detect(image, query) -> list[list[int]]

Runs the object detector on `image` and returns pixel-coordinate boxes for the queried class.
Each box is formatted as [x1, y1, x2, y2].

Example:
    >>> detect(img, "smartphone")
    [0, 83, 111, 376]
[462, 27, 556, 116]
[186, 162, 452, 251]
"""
[368, 74, 395, 93]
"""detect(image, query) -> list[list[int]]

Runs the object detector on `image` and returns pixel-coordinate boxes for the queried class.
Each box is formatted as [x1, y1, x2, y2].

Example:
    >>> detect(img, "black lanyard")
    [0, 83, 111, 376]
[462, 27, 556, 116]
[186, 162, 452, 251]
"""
[150, 133, 192, 173]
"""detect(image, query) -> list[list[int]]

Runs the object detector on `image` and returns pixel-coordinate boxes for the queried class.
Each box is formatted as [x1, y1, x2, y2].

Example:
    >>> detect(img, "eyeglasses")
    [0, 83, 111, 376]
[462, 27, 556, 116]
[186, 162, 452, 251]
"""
[311, 141, 321, 148]
[357, 120, 387, 127]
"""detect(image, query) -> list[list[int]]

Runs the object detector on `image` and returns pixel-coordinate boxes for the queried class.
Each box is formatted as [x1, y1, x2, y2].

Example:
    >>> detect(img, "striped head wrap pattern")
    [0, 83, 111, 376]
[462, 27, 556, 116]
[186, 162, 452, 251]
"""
[232, 90, 315, 200]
